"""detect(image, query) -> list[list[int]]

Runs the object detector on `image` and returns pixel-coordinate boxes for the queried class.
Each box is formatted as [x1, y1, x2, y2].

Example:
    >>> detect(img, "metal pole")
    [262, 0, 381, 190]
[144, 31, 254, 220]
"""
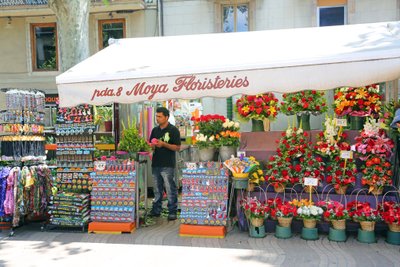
[135, 161, 140, 228]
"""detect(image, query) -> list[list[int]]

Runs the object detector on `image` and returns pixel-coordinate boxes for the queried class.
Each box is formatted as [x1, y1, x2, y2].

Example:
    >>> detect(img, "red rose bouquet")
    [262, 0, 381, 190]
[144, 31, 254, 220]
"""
[235, 93, 280, 121]
[276, 126, 311, 159]
[299, 152, 325, 186]
[265, 155, 297, 188]
[280, 90, 327, 115]
[274, 201, 298, 218]
[352, 202, 381, 222]
[322, 201, 349, 221]
[333, 84, 382, 117]
[241, 197, 269, 219]
[325, 155, 357, 189]
[191, 114, 225, 137]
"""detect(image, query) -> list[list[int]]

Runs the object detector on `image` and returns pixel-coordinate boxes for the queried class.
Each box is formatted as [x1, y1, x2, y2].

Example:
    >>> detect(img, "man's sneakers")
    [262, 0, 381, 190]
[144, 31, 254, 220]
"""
[167, 214, 177, 221]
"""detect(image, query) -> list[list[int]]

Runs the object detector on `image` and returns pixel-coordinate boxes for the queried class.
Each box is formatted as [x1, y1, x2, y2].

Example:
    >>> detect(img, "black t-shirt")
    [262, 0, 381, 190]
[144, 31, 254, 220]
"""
[149, 123, 181, 167]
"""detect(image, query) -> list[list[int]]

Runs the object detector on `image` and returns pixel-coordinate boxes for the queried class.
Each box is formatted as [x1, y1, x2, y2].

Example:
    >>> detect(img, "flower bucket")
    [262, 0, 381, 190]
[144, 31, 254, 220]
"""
[219, 146, 236, 162]
[360, 221, 375, 232]
[388, 223, 400, 233]
[303, 219, 317, 229]
[296, 113, 311, 131]
[251, 119, 264, 132]
[104, 121, 112, 132]
[349, 115, 365, 130]
[199, 147, 215, 161]
[277, 217, 292, 228]
[232, 172, 249, 179]
[249, 224, 266, 238]
[371, 186, 383, 196]
[274, 183, 285, 193]
[250, 217, 264, 227]
[331, 219, 346, 230]
[233, 178, 249, 189]
[335, 185, 348, 195]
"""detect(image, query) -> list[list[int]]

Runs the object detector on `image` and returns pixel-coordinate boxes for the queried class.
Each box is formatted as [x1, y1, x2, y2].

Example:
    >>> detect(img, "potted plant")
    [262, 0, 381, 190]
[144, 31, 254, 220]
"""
[94, 105, 113, 132]
[325, 156, 357, 195]
[280, 90, 328, 130]
[273, 201, 298, 228]
[235, 93, 280, 131]
[322, 201, 349, 230]
[241, 196, 269, 228]
[194, 133, 216, 161]
[118, 119, 151, 159]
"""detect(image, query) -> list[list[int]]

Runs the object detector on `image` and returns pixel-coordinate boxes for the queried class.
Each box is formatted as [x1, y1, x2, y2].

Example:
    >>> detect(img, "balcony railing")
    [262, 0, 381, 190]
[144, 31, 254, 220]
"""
[0, 0, 47, 6]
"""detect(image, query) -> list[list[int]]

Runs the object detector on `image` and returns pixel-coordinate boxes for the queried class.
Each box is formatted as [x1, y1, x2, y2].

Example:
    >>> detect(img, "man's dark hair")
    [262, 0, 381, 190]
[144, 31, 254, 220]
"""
[156, 107, 170, 117]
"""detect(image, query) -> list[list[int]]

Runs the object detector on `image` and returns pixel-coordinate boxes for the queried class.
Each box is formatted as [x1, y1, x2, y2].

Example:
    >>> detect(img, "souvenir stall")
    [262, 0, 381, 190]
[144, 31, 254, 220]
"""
[53, 22, 400, 239]
[0, 89, 51, 235]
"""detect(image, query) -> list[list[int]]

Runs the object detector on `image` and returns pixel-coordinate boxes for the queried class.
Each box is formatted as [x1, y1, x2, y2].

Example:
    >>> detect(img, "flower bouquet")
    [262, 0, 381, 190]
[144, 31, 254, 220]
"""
[325, 155, 357, 194]
[215, 118, 241, 148]
[276, 126, 311, 159]
[299, 153, 325, 190]
[236, 93, 280, 121]
[272, 200, 298, 227]
[280, 90, 328, 116]
[267, 197, 283, 220]
[379, 201, 400, 232]
[191, 114, 226, 137]
[280, 90, 327, 130]
[195, 133, 216, 149]
[333, 85, 382, 117]
[354, 118, 394, 161]
[265, 155, 297, 192]
[241, 196, 269, 227]
[248, 163, 264, 189]
[361, 156, 392, 195]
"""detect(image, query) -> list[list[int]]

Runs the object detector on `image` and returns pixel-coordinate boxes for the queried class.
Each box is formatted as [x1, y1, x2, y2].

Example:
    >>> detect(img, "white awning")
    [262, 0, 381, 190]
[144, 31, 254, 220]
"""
[56, 21, 400, 107]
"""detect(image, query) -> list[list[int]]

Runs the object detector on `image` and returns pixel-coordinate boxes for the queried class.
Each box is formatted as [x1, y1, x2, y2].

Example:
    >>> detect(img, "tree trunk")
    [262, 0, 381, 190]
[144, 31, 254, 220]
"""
[48, 0, 90, 72]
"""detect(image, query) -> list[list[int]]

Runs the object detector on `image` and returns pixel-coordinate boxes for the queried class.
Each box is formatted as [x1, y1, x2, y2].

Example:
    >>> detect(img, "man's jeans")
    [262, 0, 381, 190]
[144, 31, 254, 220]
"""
[151, 167, 177, 215]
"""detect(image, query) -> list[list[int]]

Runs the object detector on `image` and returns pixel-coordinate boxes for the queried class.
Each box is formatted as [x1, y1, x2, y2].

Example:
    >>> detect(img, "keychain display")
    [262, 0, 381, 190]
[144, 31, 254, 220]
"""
[48, 193, 90, 227]
[180, 162, 229, 226]
[5, 89, 45, 112]
[90, 160, 136, 223]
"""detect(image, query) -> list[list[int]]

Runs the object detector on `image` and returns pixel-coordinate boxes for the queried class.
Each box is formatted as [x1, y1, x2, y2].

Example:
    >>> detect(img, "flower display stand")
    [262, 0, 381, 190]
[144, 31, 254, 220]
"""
[386, 230, 400, 245]
[249, 224, 266, 238]
[328, 228, 347, 242]
[357, 229, 376, 243]
[275, 225, 292, 239]
[301, 227, 319, 240]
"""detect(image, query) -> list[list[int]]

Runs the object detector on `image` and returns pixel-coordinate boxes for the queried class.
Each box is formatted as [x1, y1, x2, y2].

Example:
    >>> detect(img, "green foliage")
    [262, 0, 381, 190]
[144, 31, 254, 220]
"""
[94, 105, 113, 125]
[99, 135, 115, 144]
[118, 118, 151, 153]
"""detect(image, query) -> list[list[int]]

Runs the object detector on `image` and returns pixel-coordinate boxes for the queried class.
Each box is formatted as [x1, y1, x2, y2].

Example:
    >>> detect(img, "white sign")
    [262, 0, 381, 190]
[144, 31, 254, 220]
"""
[340, 150, 353, 159]
[304, 177, 318, 186]
[335, 118, 347, 127]
[237, 151, 246, 158]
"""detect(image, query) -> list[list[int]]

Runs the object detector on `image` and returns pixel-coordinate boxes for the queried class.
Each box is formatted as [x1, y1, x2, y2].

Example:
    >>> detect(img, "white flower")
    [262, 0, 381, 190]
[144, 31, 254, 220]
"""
[296, 128, 303, 135]
[229, 121, 235, 128]
[234, 122, 240, 128]
[196, 133, 208, 142]
[223, 122, 229, 128]
[209, 136, 215, 141]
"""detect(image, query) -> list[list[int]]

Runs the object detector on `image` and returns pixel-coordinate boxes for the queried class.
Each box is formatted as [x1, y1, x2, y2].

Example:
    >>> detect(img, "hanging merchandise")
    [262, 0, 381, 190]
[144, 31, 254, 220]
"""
[46, 104, 94, 230]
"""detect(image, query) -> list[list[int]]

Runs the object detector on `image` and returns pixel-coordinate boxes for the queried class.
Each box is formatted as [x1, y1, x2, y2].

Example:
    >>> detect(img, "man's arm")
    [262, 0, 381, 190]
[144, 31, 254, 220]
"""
[157, 141, 180, 151]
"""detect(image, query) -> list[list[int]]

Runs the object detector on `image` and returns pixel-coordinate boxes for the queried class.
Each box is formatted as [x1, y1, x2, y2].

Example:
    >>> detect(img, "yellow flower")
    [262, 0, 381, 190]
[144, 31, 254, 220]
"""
[242, 105, 250, 113]
[257, 169, 263, 175]
[268, 106, 276, 114]
[368, 95, 379, 104]
[355, 88, 368, 99]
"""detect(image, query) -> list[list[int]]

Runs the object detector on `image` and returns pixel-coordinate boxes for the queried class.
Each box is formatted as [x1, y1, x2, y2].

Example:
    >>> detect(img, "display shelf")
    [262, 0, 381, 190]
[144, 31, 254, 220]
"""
[45, 144, 57, 150]
[179, 224, 226, 238]
[88, 222, 136, 234]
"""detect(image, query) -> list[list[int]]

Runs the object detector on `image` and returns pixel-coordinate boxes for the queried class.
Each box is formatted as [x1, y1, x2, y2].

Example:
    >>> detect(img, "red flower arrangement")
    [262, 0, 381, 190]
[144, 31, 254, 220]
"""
[298, 152, 325, 186]
[280, 90, 328, 115]
[276, 126, 311, 159]
[322, 201, 349, 220]
[333, 84, 382, 117]
[241, 197, 269, 219]
[268, 198, 297, 218]
[191, 114, 226, 136]
[361, 156, 393, 191]
[379, 201, 400, 226]
[352, 202, 381, 222]
[235, 93, 280, 121]
[325, 155, 357, 189]
[265, 155, 298, 188]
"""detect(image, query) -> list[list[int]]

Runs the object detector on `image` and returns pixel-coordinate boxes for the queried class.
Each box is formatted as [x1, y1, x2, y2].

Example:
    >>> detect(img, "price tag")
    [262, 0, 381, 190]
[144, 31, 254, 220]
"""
[237, 151, 246, 158]
[340, 150, 353, 159]
[304, 177, 318, 186]
[335, 118, 347, 127]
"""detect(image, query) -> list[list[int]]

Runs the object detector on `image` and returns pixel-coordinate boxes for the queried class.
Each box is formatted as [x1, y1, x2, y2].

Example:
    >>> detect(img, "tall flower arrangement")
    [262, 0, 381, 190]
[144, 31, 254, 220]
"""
[276, 126, 311, 159]
[192, 114, 225, 148]
[333, 84, 382, 117]
[361, 156, 393, 192]
[325, 155, 357, 190]
[280, 90, 328, 115]
[235, 93, 280, 121]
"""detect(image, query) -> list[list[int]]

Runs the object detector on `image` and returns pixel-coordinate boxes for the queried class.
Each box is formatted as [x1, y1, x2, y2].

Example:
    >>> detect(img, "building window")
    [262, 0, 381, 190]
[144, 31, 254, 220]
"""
[31, 23, 58, 71]
[318, 6, 346, 26]
[99, 19, 126, 49]
[222, 4, 249, 32]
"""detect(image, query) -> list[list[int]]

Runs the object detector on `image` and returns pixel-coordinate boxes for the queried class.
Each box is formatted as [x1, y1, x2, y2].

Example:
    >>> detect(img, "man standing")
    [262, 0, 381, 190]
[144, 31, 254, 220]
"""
[149, 107, 181, 220]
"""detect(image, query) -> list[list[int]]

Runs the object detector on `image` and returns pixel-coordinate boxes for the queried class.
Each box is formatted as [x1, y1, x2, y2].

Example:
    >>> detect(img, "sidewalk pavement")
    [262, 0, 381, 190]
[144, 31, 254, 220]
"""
[0, 218, 399, 267]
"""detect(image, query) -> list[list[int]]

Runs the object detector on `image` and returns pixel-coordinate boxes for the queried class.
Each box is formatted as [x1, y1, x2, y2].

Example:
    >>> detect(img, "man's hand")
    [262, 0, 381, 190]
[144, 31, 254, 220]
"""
[155, 140, 165, 148]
